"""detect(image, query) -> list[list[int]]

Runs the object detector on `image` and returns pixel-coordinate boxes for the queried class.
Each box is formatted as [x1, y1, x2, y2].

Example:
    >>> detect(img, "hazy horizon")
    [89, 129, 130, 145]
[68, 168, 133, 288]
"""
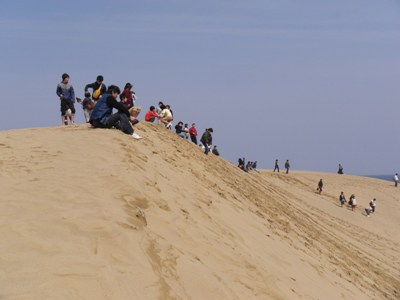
[1, 0, 399, 175]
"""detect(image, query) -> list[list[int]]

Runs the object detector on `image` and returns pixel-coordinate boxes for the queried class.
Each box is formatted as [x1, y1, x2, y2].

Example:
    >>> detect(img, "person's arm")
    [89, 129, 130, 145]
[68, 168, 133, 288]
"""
[84, 82, 94, 92]
[56, 85, 63, 98]
[106, 96, 130, 116]
[70, 86, 75, 102]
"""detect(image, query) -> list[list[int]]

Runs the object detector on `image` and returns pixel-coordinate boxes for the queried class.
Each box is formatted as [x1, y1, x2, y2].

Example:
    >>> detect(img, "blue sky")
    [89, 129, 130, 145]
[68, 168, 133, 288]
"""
[1, 0, 399, 175]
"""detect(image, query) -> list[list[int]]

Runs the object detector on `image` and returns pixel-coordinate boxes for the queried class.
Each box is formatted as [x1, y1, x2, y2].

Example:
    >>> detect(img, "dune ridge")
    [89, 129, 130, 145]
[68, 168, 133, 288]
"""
[0, 123, 399, 300]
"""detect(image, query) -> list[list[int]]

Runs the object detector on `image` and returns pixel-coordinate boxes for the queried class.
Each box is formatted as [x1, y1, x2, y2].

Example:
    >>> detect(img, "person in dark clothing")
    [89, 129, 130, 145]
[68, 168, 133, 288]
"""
[212, 145, 220, 156]
[175, 121, 186, 138]
[89, 85, 140, 138]
[121, 82, 136, 109]
[317, 179, 323, 194]
[285, 160, 290, 174]
[85, 75, 107, 100]
[273, 159, 279, 172]
[338, 164, 344, 174]
[200, 128, 213, 155]
[238, 158, 245, 170]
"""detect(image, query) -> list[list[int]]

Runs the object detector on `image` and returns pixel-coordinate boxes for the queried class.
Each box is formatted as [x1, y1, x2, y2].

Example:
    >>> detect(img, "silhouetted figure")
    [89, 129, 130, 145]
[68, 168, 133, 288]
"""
[273, 159, 279, 172]
[338, 164, 344, 174]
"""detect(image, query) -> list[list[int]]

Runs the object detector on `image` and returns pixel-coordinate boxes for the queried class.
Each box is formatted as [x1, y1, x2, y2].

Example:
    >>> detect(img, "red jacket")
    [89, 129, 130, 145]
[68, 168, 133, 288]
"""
[189, 127, 197, 137]
[145, 110, 158, 121]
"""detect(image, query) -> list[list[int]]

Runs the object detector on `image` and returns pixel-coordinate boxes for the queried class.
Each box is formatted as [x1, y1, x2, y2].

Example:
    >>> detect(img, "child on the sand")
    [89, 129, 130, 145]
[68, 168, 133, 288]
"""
[339, 192, 346, 207]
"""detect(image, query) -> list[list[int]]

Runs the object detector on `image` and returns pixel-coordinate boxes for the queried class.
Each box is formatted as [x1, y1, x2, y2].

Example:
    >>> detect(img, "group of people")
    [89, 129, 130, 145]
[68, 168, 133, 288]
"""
[273, 159, 291, 174]
[56, 73, 217, 148]
[237, 158, 257, 172]
[339, 192, 377, 216]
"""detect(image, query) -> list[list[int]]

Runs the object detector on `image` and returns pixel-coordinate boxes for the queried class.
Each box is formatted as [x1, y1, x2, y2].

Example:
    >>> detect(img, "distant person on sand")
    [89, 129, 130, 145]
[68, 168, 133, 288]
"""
[338, 164, 344, 174]
[339, 192, 346, 207]
[238, 158, 245, 170]
[349, 194, 356, 211]
[200, 128, 213, 155]
[145, 106, 158, 123]
[317, 179, 323, 194]
[274, 159, 279, 172]
[56, 73, 76, 125]
[393, 173, 398, 187]
[175, 121, 186, 138]
[285, 160, 290, 174]
[159, 105, 173, 129]
[212, 145, 220, 156]
[369, 198, 376, 213]
[89, 85, 141, 139]
[252, 161, 257, 171]
[85, 75, 107, 101]
[189, 123, 198, 144]
[365, 206, 373, 217]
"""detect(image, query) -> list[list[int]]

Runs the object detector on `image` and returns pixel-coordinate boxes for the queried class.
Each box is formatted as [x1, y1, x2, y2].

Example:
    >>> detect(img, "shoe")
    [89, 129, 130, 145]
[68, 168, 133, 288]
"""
[131, 132, 142, 139]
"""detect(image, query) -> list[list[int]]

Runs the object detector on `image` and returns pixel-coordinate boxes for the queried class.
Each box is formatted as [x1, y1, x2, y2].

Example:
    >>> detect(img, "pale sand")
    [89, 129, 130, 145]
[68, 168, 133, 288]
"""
[0, 123, 399, 300]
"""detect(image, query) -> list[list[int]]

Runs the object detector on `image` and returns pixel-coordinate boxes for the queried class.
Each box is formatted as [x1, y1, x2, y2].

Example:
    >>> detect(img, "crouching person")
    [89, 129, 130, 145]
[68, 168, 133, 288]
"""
[89, 85, 141, 139]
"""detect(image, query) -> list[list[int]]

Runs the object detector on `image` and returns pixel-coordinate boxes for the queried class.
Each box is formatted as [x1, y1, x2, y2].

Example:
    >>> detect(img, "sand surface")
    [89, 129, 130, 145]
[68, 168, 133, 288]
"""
[0, 124, 399, 300]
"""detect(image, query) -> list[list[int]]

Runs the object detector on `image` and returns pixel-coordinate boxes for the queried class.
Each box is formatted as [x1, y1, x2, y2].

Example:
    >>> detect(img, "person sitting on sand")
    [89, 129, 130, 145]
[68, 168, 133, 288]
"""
[159, 105, 173, 128]
[175, 121, 186, 138]
[145, 106, 158, 123]
[317, 179, 323, 194]
[338, 163, 344, 174]
[77, 91, 94, 123]
[339, 192, 346, 207]
[89, 85, 141, 139]
[129, 106, 141, 127]
[365, 206, 373, 217]
[238, 158, 245, 170]
[212, 145, 220, 156]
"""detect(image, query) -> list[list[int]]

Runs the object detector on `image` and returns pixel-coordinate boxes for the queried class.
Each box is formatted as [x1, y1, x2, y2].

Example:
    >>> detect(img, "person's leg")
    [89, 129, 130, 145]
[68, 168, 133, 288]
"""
[105, 113, 134, 135]
[60, 100, 68, 125]
[83, 109, 90, 123]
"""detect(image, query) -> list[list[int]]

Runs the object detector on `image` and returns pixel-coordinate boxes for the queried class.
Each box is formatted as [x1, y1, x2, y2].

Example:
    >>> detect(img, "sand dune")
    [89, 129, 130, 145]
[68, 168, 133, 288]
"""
[0, 123, 399, 300]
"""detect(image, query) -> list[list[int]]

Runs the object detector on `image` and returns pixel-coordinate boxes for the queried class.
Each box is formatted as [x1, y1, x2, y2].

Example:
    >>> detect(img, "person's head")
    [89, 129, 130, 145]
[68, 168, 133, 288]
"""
[177, 121, 183, 126]
[166, 104, 171, 109]
[158, 101, 164, 106]
[96, 75, 104, 83]
[119, 93, 127, 102]
[108, 85, 121, 98]
[124, 82, 133, 90]
[208, 128, 213, 133]
[85, 91, 91, 98]
[213, 145, 217, 148]
[129, 106, 141, 117]
[149, 105, 155, 111]
[62, 73, 70, 83]
[191, 123, 196, 127]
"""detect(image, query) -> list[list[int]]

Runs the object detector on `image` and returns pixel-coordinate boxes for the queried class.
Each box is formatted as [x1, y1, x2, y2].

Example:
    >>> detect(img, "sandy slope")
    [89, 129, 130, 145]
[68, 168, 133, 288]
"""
[0, 123, 399, 300]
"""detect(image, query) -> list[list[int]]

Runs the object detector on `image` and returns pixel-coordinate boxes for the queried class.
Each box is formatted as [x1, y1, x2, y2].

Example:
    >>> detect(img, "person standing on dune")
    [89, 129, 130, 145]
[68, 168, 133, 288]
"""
[56, 73, 76, 126]
[317, 179, 323, 194]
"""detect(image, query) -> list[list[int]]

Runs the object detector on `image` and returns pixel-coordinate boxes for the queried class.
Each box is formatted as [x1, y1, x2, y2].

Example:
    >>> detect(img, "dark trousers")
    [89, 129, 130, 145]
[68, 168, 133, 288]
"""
[92, 113, 133, 135]
[190, 136, 197, 144]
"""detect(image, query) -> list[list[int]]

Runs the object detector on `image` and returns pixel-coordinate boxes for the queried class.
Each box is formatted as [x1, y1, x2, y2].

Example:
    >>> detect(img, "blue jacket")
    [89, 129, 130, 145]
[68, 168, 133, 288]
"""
[56, 83, 75, 102]
[89, 94, 113, 125]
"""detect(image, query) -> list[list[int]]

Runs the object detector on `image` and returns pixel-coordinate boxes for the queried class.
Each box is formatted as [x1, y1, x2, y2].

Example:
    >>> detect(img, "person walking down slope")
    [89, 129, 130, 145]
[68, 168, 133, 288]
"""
[393, 173, 398, 187]
[369, 198, 376, 213]
[273, 159, 279, 172]
[285, 160, 290, 174]
[200, 128, 213, 155]
[339, 192, 346, 207]
[56, 73, 76, 126]
[317, 179, 323, 194]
